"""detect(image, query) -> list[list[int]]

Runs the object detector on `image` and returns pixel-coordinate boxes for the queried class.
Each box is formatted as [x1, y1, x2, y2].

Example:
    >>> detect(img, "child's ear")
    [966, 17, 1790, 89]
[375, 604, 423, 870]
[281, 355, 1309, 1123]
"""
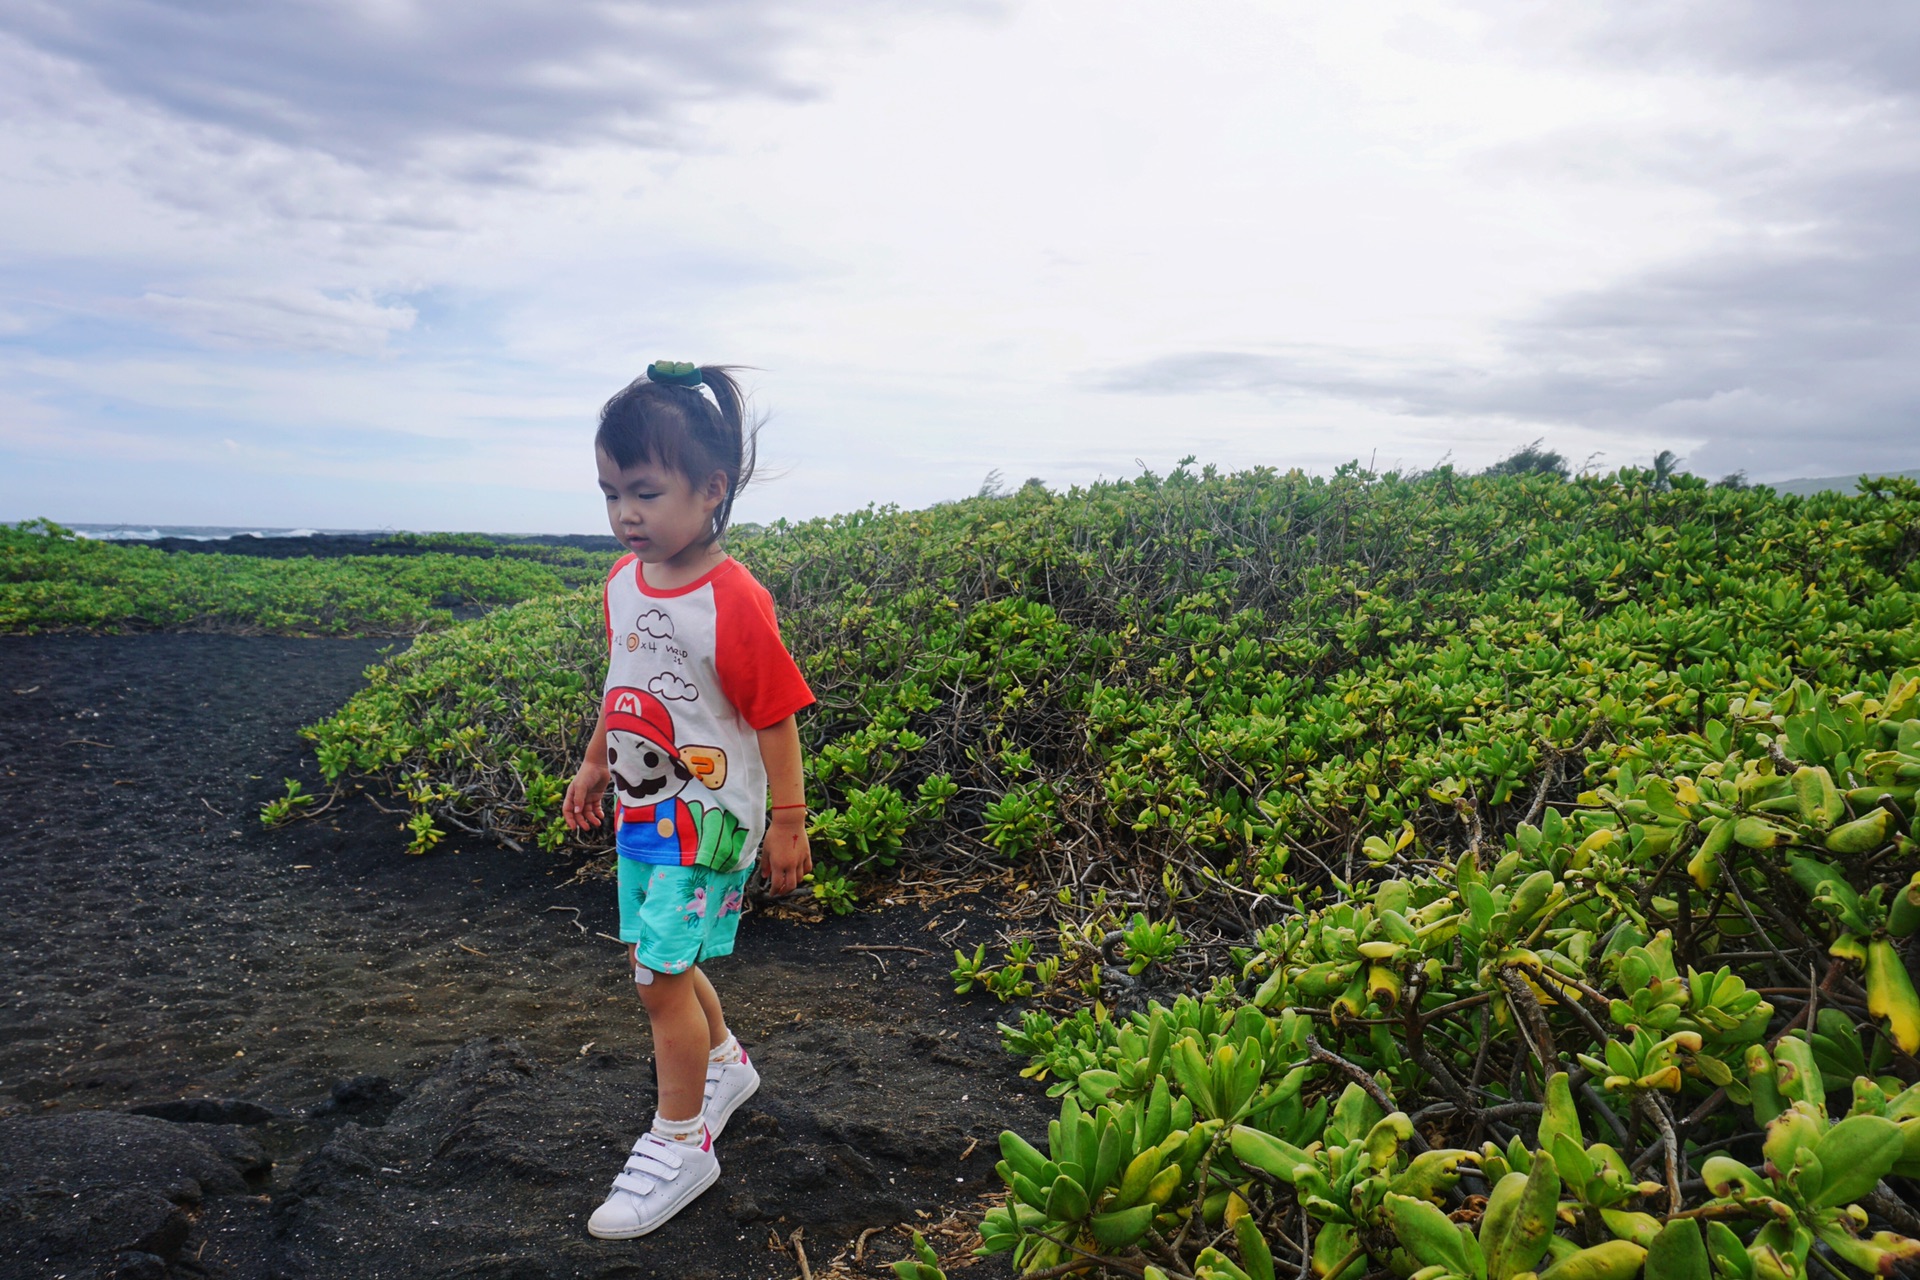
[703, 470, 730, 504]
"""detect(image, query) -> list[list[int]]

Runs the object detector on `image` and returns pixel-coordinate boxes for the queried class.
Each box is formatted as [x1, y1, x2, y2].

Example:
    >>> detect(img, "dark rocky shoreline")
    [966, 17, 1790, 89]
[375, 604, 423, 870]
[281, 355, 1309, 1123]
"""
[0, 635, 1041, 1279]
[121, 533, 621, 561]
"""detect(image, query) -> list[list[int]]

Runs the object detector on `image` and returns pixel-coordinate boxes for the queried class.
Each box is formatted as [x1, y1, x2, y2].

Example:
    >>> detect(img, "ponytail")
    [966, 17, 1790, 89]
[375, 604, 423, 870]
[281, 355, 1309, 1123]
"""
[697, 366, 757, 542]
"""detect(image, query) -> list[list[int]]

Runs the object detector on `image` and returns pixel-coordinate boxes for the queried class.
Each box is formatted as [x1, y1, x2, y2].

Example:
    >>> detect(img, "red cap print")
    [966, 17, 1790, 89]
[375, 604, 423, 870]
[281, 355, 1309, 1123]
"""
[603, 686, 677, 754]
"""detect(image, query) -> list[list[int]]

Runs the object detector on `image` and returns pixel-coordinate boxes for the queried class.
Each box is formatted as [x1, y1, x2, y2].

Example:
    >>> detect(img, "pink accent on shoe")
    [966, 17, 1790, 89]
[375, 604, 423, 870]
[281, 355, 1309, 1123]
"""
[701, 1125, 713, 1153]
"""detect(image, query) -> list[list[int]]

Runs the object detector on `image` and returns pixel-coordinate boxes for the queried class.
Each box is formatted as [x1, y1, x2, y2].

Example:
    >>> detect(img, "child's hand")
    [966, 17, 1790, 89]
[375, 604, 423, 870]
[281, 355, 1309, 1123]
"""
[761, 810, 812, 896]
[562, 762, 611, 831]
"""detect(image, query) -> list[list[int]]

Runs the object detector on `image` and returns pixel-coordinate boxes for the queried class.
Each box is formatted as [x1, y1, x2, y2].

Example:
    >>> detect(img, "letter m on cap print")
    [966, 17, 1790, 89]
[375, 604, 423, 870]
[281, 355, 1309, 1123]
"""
[614, 691, 641, 717]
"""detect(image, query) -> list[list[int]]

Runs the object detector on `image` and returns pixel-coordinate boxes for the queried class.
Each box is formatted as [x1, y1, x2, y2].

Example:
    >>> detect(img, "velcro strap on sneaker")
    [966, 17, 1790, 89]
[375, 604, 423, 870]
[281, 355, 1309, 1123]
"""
[632, 1134, 686, 1160]
[630, 1147, 682, 1172]
[611, 1170, 659, 1197]
[627, 1141, 684, 1177]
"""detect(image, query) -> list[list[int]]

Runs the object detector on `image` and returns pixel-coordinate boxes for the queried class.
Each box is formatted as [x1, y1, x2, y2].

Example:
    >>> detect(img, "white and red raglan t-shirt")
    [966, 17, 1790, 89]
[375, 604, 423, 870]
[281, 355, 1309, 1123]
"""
[601, 555, 813, 873]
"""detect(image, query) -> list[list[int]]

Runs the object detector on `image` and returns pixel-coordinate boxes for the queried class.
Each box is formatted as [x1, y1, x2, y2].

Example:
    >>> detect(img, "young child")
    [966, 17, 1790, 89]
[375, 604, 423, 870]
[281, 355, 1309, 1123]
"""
[561, 361, 813, 1239]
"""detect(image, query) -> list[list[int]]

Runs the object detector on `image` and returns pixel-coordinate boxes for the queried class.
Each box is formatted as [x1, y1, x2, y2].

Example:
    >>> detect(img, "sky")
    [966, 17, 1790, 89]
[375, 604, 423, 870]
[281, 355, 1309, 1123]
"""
[2, 1, 1917, 534]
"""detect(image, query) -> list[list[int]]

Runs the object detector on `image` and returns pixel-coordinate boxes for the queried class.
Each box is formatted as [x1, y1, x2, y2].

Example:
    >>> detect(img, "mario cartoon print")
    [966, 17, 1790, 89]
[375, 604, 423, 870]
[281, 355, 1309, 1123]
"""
[603, 686, 747, 869]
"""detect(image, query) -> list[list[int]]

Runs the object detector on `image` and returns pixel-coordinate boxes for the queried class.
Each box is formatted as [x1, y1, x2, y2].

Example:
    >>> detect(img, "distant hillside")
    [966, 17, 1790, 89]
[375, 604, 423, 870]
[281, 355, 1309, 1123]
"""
[1768, 468, 1920, 496]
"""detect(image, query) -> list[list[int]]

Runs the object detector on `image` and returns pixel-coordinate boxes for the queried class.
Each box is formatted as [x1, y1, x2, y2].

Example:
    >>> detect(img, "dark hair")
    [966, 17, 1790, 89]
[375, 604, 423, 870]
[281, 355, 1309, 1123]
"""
[595, 366, 759, 544]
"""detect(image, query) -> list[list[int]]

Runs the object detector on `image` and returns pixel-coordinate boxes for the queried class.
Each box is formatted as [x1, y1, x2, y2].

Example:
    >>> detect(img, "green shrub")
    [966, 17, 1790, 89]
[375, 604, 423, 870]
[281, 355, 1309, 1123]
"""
[301, 465, 1920, 899]
[978, 671, 1920, 1279]
[1, 519, 597, 635]
[300, 592, 603, 848]
[295, 462, 1920, 1278]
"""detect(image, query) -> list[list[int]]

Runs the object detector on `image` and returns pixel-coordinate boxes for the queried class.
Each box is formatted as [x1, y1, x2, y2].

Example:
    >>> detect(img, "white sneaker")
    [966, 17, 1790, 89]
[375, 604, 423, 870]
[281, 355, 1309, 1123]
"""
[703, 1048, 761, 1139]
[586, 1129, 720, 1239]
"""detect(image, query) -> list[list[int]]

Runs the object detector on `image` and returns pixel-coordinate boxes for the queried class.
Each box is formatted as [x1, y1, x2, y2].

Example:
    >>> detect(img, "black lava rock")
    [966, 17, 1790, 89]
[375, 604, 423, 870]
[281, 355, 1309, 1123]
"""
[0, 1111, 269, 1278]
[311, 1073, 407, 1124]
[132, 1096, 279, 1126]
[726, 1189, 764, 1223]
[103, 1250, 170, 1280]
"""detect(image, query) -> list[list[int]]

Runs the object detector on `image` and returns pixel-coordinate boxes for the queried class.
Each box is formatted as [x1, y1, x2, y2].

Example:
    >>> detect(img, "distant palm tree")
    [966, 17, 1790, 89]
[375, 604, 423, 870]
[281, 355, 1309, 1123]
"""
[1651, 450, 1684, 492]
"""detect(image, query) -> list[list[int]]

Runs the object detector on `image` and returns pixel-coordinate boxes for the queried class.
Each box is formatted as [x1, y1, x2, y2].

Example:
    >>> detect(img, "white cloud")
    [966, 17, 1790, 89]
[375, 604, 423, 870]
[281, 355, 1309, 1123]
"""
[0, 0, 917, 164]
[634, 609, 674, 639]
[0, 0, 1915, 529]
[132, 287, 417, 354]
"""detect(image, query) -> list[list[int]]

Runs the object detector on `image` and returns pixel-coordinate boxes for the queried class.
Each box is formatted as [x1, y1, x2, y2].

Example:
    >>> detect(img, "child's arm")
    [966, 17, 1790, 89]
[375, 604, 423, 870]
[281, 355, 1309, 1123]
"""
[756, 713, 811, 896]
[562, 706, 612, 831]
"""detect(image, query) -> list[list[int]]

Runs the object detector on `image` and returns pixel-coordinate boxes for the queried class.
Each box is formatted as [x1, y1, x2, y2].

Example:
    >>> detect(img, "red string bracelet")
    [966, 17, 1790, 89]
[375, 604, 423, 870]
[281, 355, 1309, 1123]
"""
[770, 802, 808, 811]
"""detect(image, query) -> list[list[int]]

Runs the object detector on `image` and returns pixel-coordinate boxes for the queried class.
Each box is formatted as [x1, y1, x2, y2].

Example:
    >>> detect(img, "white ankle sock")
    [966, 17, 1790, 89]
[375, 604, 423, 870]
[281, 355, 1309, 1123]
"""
[653, 1112, 707, 1145]
[708, 1034, 742, 1065]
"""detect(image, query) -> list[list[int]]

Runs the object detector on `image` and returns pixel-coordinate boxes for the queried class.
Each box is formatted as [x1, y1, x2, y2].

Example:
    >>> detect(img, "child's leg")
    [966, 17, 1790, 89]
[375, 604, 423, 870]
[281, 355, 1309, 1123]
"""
[633, 967, 710, 1121]
[589, 962, 722, 1241]
[590, 865, 727, 1241]
[691, 961, 759, 1136]
[688, 965, 729, 1051]
[682, 871, 759, 1137]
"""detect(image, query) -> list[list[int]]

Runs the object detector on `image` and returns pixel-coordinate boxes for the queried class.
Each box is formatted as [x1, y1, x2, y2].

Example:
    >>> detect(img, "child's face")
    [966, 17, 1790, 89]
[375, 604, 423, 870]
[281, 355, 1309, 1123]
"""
[596, 450, 727, 570]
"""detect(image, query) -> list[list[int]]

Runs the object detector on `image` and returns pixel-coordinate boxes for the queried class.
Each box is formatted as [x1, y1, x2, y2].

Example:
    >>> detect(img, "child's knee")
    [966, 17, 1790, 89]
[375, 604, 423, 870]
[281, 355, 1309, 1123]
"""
[633, 963, 694, 1010]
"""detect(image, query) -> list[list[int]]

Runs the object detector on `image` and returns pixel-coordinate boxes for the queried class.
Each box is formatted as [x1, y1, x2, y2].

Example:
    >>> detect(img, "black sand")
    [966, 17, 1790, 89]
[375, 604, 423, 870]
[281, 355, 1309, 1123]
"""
[0, 635, 1044, 1279]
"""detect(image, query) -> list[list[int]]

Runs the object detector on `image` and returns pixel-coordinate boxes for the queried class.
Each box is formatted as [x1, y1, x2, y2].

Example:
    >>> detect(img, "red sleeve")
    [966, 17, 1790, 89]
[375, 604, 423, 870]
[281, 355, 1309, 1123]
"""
[604, 553, 635, 646]
[712, 566, 814, 730]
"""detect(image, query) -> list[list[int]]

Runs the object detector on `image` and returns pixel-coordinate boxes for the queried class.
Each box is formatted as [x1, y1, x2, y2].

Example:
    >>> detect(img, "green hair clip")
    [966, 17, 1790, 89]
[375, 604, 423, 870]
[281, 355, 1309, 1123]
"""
[646, 360, 704, 388]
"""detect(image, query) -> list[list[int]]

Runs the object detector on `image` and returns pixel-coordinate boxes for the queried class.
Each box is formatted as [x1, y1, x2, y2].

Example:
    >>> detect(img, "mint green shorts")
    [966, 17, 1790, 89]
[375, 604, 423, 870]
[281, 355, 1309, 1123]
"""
[616, 858, 754, 976]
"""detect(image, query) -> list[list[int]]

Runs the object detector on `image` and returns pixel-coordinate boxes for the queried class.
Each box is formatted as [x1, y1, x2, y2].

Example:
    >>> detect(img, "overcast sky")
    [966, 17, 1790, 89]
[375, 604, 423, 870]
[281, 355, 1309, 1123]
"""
[2, 1, 1916, 533]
